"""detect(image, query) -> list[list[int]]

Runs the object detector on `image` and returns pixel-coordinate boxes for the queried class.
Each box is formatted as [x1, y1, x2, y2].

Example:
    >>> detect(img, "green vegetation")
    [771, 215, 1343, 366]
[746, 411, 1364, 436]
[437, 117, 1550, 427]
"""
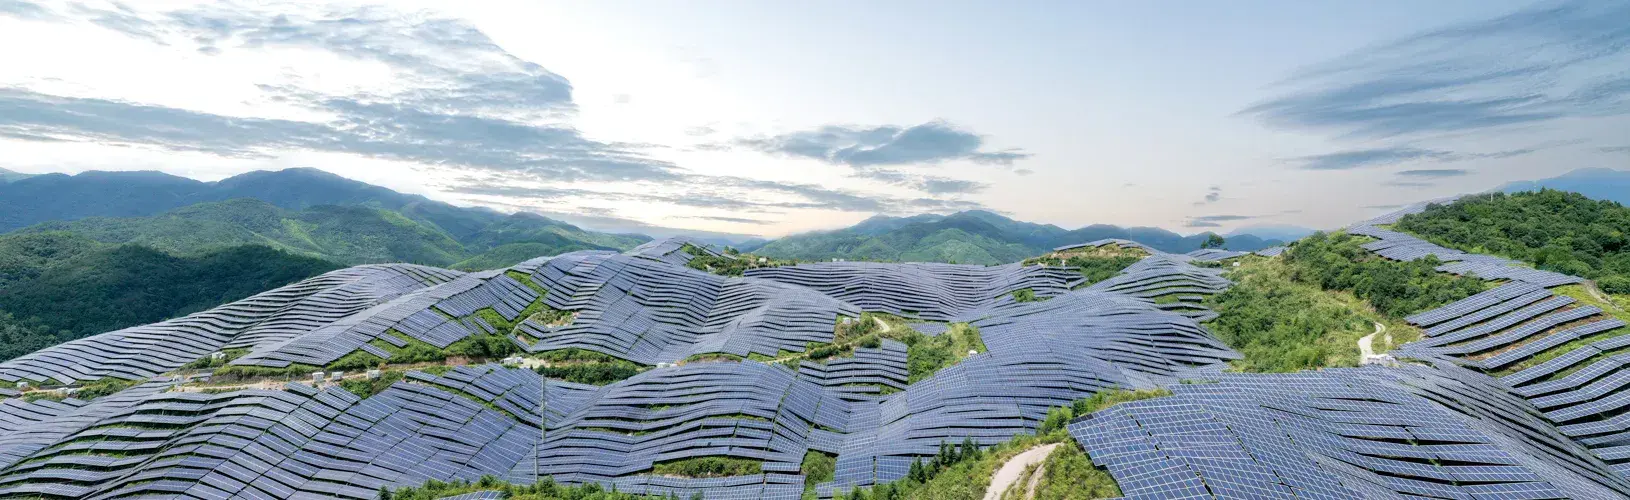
[752, 211, 1282, 266]
[210, 363, 323, 384]
[906, 323, 987, 383]
[338, 370, 406, 399]
[1023, 246, 1144, 287]
[801, 450, 838, 486]
[1201, 234, 1226, 249]
[180, 348, 249, 370]
[1284, 232, 1487, 318]
[19, 377, 140, 402]
[1494, 285, 1630, 376]
[651, 456, 764, 478]
[0, 311, 64, 364]
[685, 249, 798, 277]
[1035, 388, 1172, 436]
[0, 234, 339, 358]
[383, 475, 675, 500]
[1010, 288, 1040, 302]
[17, 198, 647, 270]
[1204, 257, 1409, 372]
[827, 389, 1142, 500]
[535, 349, 648, 385]
[1021, 445, 1122, 500]
[1396, 190, 1630, 294]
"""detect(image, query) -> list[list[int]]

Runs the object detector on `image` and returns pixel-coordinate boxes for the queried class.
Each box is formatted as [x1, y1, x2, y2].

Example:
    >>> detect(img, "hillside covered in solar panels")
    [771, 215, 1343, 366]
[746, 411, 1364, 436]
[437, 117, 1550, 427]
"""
[5, 196, 1630, 499]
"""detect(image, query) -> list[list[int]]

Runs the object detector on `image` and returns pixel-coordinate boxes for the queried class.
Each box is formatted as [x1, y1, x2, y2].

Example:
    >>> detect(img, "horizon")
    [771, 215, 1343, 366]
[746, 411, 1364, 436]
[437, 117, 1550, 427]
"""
[2, 1, 1626, 238]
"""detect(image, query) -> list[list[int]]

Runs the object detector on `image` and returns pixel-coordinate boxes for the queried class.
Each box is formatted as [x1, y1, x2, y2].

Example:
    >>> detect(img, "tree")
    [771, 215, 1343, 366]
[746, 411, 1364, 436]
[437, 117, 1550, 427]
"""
[1202, 233, 1227, 249]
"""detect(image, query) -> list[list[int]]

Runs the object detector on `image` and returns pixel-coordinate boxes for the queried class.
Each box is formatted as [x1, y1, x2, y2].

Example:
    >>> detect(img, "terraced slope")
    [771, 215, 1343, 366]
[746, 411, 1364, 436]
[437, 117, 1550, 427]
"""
[0, 237, 1245, 499]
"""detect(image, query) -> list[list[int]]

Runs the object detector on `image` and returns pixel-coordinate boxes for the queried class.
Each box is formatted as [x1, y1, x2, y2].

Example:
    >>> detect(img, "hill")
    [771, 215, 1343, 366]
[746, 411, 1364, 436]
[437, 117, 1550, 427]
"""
[0, 231, 338, 358]
[750, 210, 1284, 264]
[15, 198, 648, 269]
[1395, 189, 1630, 294]
[1499, 168, 1630, 205]
[0, 167, 34, 183]
[0, 168, 758, 244]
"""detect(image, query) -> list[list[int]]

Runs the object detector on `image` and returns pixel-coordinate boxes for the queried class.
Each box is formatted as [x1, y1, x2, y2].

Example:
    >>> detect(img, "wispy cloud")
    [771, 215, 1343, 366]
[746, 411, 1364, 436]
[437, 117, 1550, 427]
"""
[1382, 180, 1435, 188]
[738, 121, 1030, 167]
[1288, 146, 1535, 170]
[0, 1, 997, 224]
[676, 215, 772, 225]
[1603, 146, 1630, 155]
[1193, 185, 1222, 206]
[1242, 1, 1630, 138]
[0, 0, 56, 20]
[1396, 169, 1469, 178]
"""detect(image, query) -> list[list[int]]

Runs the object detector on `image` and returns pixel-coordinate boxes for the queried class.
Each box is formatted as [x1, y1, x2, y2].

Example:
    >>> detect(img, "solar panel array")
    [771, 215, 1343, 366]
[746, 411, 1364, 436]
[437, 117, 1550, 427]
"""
[744, 261, 1082, 322]
[0, 264, 458, 385]
[1183, 248, 1247, 262]
[0, 365, 551, 499]
[1347, 223, 1583, 287]
[1069, 367, 1630, 500]
[512, 249, 860, 365]
[234, 270, 539, 368]
[14, 215, 1630, 500]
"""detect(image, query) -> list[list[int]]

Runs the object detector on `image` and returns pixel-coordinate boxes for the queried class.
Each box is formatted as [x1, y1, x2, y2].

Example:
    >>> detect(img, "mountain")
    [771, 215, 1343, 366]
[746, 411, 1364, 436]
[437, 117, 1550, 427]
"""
[0, 167, 34, 183]
[0, 170, 208, 231]
[751, 210, 1284, 264]
[1228, 224, 1317, 242]
[17, 198, 647, 269]
[0, 167, 759, 243]
[1499, 168, 1630, 205]
[0, 231, 338, 354]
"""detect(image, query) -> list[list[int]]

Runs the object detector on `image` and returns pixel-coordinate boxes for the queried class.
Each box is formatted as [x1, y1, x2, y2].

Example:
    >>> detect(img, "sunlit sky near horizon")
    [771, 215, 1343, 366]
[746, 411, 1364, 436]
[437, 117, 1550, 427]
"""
[1, 0, 1626, 238]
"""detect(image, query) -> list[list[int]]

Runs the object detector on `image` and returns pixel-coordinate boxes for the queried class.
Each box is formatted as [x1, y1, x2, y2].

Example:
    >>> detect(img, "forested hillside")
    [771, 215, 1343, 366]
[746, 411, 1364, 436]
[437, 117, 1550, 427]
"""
[0, 232, 338, 361]
[752, 210, 1285, 265]
[1396, 190, 1630, 294]
[16, 198, 647, 269]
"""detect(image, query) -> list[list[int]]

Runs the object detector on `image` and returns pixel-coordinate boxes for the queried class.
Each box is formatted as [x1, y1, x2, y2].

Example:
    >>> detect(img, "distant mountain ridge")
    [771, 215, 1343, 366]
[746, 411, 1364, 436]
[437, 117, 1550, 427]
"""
[1499, 168, 1630, 205]
[749, 210, 1285, 265]
[0, 168, 752, 244]
[14, 198, 648, 270]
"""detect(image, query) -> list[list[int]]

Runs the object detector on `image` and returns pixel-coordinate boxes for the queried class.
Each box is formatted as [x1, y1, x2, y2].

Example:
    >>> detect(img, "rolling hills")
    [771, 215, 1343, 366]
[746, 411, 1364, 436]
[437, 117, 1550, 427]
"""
[748, 210, 1286, 265]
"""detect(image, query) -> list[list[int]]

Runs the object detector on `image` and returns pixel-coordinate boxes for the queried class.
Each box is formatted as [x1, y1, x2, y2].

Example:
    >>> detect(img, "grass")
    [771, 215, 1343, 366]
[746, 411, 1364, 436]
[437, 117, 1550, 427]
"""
[651, 456, 764, 478]
[1025, 248, 1144, 288]
[1494, 284, 1630, 377]
[802, 450, 838, 486]
[906, 323, 987, 383]
[829, 389, 1143, 500]
[337, 370, 405, 399]
[1204, 256, 1420, 372]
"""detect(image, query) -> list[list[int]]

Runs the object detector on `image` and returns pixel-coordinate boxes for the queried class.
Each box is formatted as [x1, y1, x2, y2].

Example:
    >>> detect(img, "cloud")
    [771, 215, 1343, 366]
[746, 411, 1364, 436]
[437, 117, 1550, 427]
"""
[612, 94, 631, 104]
[676, 215, 772, 225]
[0, 4, 684, 184]
[1185, 221, 1221, 228]
[0, 0, 56, 20]
[685, 126, 716, 137]
[1242, 1, 1630, 137]
[1014, 169, 1034, 176]
[1365, 204, 1404, 210]
[1603, 146, 1630, 154]
[1288, 146, 1535, 170]
[1191, 215, 1255, 222]
[918, 178, 988, 195]
[1193, 185, 1222, 206]
[739, 121, 1030, 167]
[1396, 169, 1469, 178]
[1382, 180, 1435, 188]
[0, 87, 679, 183]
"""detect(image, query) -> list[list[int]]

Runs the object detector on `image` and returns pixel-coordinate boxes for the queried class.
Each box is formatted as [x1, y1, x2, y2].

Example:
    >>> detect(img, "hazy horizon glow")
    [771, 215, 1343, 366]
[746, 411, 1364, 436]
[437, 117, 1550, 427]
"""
[1, 0, 1626, 238]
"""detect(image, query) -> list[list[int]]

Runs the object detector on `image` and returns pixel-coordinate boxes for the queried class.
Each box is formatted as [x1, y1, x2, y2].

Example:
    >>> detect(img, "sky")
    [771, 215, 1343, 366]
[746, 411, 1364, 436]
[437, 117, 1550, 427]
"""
[0, 0, 1626, 238]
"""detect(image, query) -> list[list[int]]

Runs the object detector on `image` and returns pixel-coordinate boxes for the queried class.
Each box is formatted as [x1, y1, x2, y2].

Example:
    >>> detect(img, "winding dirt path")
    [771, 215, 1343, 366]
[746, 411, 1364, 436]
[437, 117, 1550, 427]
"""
[1358, 321, 1385, 359]
[984, 443, 1060, 500]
